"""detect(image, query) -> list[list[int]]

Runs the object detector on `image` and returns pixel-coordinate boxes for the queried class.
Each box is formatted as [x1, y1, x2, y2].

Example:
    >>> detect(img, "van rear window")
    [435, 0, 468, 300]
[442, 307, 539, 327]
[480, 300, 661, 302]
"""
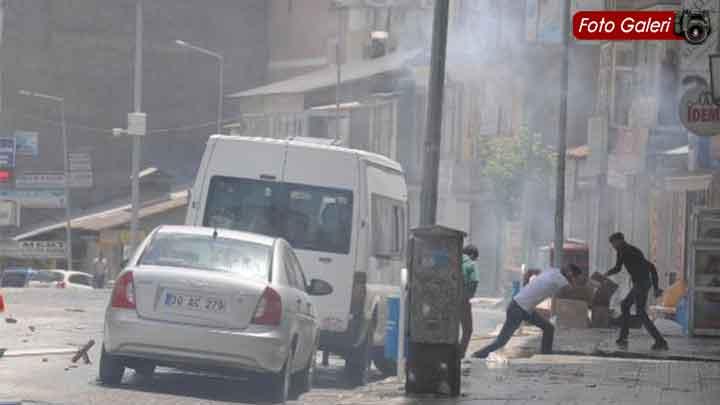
[203, 176, 353, 254]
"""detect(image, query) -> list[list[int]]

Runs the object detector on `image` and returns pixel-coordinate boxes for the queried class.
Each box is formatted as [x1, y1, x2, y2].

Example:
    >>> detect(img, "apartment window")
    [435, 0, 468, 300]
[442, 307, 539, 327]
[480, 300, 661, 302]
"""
[369, 101, 396, 158]
[372, 194, 405, 258]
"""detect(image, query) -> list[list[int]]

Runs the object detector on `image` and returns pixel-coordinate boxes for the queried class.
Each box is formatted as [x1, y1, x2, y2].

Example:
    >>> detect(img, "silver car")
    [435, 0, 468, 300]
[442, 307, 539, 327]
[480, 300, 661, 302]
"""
[100, 225, 332, 402]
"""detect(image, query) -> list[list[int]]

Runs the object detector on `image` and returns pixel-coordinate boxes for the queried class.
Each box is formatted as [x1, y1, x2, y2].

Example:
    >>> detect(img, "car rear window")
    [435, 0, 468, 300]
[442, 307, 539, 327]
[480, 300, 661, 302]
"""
[31, 271, 64, 283]
[139, 232, 272, 281]
[69, 274, 92, 286]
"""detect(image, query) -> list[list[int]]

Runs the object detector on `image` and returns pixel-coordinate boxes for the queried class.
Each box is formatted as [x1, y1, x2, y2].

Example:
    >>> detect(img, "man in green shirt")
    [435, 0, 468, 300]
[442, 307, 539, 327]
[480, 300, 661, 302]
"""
[460, 245, 479, 357]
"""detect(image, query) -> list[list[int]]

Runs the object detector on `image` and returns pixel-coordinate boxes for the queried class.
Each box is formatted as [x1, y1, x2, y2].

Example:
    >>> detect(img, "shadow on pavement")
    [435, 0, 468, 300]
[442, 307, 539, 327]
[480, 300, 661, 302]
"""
[92, 369, 276, 404]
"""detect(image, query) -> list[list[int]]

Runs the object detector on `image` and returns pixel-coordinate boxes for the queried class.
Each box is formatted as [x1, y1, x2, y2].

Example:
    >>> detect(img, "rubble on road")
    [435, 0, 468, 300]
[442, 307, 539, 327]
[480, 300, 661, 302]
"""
[71, 339, 94, 364]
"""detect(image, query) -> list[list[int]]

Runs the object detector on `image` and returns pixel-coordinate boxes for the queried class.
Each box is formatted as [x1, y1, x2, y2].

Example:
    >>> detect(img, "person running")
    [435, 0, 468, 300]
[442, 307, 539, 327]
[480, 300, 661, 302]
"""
[605, 232, 668, 351]
[460, 245, 479, 357]
[472, 264, 583, 359]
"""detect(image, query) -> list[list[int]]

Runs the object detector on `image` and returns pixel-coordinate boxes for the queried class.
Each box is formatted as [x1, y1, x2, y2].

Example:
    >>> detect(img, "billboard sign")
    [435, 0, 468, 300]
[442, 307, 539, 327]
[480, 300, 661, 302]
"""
[0, 137, 16, 168]
[680, 85, 720, 136]
[0, 200, 19, 227]
[14, 131, 39, 156]
[68, 153, 92, 171]
[15, 172, 92, 189]
[0, 189, 65, 208]
[0, 240, 66, 259]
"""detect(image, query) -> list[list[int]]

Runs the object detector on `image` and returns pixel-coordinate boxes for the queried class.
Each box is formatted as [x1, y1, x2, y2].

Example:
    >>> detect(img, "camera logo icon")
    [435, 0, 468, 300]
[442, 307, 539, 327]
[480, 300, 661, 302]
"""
[675, 9, 712, 45]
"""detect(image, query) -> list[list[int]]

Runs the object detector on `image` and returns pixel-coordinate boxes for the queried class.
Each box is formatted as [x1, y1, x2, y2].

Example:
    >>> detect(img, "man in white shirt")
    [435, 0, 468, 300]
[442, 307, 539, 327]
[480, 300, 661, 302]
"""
[472, 264, 583, 358]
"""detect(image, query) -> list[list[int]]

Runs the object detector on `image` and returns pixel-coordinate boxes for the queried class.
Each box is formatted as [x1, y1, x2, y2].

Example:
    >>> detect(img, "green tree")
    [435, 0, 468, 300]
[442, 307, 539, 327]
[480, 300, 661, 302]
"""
[476, 127, 555, 220]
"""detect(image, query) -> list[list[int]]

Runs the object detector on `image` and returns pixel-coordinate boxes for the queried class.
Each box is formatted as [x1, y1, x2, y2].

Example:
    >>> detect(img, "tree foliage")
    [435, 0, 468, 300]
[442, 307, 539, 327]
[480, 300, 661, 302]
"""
[476, 127, 555, 219]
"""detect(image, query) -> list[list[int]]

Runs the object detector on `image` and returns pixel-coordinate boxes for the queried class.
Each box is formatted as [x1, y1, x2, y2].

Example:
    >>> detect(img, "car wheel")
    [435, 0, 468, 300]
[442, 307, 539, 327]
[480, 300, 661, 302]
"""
[98, 345, 125, 385]
[268, 349, 293, 403]
[345, 320, 374, 387]
[290, 350, 315, 399]
[372, 346, 397, 376]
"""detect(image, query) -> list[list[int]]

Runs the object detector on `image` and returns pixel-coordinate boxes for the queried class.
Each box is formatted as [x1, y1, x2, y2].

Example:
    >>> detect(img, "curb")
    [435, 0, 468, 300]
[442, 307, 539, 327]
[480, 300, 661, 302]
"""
[1, 347, 77, 358]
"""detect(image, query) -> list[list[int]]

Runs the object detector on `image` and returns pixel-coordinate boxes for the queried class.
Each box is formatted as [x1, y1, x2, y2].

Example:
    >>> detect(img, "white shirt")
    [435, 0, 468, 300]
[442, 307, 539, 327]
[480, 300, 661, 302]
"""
[514, 267, 569, 312]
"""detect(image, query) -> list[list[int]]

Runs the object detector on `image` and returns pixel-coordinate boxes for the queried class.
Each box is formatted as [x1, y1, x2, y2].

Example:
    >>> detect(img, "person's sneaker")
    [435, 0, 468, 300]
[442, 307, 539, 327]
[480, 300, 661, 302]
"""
[472, 350, 489, 359]
[615, 339, 628, 349]
[651, 340, 669, 351]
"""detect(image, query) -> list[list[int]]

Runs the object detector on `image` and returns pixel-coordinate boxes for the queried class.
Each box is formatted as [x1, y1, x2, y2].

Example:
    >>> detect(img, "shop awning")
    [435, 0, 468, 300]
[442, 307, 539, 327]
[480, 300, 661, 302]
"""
[13, 190, 189, 241]
[227, 50, 421, 98]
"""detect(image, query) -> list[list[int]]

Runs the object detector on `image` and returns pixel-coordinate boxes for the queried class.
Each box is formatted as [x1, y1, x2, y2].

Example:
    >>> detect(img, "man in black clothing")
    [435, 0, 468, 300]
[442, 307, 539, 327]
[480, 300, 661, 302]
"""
[606, 232, 668, 351]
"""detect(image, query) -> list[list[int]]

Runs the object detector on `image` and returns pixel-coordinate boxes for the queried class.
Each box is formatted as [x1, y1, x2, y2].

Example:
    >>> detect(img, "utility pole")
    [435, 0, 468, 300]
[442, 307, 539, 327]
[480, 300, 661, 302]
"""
[419, 0, 450, 226]
[553, 0, 571, 268]
[129, 0, 143, 252]
[335, 6, 343, 143]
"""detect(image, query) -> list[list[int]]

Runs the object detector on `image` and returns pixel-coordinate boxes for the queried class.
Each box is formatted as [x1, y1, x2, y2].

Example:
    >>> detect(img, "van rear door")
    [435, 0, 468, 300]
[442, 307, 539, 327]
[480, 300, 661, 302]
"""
[282, 143, 358, 333]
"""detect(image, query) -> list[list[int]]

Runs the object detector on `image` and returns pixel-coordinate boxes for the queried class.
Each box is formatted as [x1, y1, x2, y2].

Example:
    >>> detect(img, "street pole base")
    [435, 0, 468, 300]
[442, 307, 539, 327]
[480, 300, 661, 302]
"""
[405, 342, 461, 397]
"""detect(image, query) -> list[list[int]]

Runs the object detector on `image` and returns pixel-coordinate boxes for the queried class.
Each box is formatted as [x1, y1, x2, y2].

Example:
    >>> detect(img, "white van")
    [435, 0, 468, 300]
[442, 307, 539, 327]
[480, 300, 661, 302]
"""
[186, 136, 408, 384]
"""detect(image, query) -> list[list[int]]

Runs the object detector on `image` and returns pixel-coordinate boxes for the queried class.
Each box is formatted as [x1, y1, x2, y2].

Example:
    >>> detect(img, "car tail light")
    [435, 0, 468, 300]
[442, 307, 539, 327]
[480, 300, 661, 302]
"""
[56, 281, 66, 289]
[252, 287, 282, 325]
[111, 272, 136, 309]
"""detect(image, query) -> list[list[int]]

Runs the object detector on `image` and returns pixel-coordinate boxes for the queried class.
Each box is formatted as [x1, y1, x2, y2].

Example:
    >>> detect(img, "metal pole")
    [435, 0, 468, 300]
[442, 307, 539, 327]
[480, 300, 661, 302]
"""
[61, 100, 72, 270]
[419, 0, 450, 226]
[130, 0, 143, 252]
[335, 7, 342, 143]
[553, 0, 571, 268]
[217, 56, 224, 134]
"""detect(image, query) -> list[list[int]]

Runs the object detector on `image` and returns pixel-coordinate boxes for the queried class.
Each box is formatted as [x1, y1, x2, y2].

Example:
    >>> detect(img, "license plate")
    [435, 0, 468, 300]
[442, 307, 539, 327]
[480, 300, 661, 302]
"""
[163, 291, 227, 313]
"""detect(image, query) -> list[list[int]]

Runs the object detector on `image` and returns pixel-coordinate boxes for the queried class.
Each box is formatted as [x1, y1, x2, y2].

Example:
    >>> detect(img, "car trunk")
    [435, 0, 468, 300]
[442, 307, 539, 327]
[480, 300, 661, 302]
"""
[133, 266, 267, 330]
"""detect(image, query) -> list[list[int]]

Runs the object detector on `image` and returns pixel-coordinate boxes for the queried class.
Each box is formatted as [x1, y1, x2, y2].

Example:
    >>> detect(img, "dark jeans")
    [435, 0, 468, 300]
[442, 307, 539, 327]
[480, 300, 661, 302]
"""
[619, 280, 665, 343]
[473, 300, 554, 358]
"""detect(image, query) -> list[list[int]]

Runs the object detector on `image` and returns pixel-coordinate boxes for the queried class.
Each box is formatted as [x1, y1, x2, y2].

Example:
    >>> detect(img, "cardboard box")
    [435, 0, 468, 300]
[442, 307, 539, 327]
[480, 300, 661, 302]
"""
[591, 306, 611, 328]
[555, 299, 589, 329]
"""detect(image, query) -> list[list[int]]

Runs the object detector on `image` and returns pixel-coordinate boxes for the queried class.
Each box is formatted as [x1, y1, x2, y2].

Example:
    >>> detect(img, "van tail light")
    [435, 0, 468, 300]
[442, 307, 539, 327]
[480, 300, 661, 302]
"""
[56, 281, 66, 289]
[350, 272, 367, 316]
[252, 287, 282, 325]
[111, 272, 136, 309]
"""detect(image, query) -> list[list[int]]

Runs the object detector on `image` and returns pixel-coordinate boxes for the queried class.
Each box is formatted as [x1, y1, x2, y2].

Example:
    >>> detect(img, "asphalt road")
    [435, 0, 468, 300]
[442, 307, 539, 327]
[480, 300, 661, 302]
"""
[0, 288, 504, 404]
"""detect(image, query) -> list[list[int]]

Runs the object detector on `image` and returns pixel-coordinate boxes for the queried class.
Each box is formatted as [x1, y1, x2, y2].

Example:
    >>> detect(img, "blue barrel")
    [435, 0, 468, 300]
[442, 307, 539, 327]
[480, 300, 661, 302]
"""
[676, 296, 689, 335]
[384, 297, 406, 360]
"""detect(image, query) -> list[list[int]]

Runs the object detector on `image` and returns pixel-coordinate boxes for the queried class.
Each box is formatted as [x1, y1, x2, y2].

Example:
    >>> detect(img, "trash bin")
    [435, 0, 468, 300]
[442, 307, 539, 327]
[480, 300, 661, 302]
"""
[384, 297, 406, 361]
[405, 225, 465, 397]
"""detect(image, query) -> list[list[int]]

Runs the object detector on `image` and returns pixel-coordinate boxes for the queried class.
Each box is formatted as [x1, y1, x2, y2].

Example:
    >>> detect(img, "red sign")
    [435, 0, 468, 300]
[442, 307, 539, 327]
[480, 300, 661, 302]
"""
[0, 170, 11, 183]
[573, 11, 683, 41]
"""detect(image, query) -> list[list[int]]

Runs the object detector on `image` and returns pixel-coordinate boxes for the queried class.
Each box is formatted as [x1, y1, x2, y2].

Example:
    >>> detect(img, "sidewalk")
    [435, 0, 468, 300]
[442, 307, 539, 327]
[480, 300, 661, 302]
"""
[472, 320, 720, 362]
[320, 321, 720, 404]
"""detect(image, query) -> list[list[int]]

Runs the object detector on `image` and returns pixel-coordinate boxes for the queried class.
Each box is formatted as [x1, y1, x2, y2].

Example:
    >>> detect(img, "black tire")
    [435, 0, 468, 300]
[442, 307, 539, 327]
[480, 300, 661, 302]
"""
[133, 362, 156, 380]
[372, 346, 397, 376]
[98, 345, 124, 385]
[290, 351, 315, 399]
[345, 320, 375, 386]
[268, 350, 293, 403]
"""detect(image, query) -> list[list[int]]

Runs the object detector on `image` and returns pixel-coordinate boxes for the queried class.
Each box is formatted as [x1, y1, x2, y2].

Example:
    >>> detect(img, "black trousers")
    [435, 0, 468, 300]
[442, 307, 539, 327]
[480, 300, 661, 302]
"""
[619, 280, 665, 343]
[473, 300, 554, 358]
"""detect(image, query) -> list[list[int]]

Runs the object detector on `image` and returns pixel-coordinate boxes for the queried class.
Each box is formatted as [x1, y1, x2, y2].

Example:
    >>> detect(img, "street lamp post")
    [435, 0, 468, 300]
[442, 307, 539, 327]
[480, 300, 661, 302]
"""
[175, 40, 224, 134]
[19, 90, 72, 270]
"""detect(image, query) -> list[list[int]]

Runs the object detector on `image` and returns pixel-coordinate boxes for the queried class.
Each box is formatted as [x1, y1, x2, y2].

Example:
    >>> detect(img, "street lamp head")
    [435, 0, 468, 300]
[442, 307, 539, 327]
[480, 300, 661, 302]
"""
[18, 90, 33, 96]
[175, 40, 188, 47]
